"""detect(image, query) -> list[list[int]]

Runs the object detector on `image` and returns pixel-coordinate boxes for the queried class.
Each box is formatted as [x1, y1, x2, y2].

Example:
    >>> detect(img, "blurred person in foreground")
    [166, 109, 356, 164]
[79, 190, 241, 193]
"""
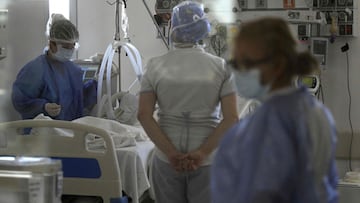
[211, 17, 338, 203]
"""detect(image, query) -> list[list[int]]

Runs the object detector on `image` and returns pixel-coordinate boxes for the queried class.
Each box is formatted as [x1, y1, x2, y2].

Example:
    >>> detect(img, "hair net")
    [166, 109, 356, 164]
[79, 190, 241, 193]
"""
[170, 1, 210, 44]
[49, 19, 79, 44]
[45, 13, 66, 38]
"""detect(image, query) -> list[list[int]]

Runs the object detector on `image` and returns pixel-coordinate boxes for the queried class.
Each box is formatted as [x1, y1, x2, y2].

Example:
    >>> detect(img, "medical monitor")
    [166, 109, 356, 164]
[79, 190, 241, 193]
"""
[73, 59, 100, 83]
[295, 75, 320, 94]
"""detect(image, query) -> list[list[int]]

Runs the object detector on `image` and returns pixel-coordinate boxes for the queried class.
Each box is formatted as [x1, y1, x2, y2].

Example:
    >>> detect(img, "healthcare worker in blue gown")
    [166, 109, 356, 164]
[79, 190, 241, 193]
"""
[211, 17, 338, 203]
[12, 19, 97, 121]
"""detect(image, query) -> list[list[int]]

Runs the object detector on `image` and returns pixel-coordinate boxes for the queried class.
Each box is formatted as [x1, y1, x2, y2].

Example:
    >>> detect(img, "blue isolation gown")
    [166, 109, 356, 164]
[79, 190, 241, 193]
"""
[211, 87, 338, 203]
[12, 54, 97, 121]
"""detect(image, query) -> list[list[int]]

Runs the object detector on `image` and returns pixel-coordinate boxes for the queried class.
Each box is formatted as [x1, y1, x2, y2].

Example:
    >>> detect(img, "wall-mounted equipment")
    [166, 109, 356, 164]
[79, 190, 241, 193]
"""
[312, 0, 357, 36]
[155, 0, 184, 14]
[295, 75, 320, 95]
[237, 0, 248, 9]
[73, 59, 100, 83]
[255, 0, 268, 9]
[311, 37, 329, 68]
[0, 10, 8, 61]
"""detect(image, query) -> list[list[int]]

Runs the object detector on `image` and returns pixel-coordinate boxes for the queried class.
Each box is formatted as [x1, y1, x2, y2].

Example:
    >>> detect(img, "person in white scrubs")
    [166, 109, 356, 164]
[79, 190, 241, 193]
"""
[137, 1, 238, 203]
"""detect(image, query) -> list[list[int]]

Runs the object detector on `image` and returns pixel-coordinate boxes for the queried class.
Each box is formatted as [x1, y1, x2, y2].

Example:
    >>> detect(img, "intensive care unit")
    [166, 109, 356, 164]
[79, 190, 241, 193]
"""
[0, 0, 359, 202]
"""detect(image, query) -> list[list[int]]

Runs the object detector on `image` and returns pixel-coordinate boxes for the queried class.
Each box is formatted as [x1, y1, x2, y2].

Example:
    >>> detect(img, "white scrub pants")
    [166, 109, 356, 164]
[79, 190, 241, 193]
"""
[151, 156, 211, 203]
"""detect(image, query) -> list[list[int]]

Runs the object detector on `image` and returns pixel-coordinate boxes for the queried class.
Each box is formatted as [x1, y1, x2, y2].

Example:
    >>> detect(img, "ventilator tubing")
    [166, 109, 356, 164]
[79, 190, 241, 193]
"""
[96, 42, 143, 119]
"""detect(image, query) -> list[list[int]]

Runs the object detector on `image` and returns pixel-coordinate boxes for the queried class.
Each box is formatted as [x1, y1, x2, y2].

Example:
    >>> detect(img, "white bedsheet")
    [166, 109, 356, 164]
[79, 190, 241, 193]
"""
[31, 115, 149, 148]
[116, 141, 155, 203]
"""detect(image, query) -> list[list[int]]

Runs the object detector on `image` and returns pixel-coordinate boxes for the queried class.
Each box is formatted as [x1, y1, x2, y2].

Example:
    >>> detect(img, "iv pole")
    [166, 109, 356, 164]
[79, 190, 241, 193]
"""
[107, 0, 125, 91]
[98, 0, 143, 119]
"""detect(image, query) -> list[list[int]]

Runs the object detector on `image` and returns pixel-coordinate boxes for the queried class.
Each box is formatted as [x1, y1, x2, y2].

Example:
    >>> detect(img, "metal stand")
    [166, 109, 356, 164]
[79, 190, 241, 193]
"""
[106, 0, 125, 91]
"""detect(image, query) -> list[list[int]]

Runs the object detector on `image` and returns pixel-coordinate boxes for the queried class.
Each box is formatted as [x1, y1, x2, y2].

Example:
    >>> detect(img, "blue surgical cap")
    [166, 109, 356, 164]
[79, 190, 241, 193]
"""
[171, 1, 210, 44]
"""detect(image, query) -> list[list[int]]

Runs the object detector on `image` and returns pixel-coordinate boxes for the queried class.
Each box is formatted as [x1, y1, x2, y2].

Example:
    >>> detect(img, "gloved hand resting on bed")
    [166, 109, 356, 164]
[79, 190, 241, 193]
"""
[45, 103, 61, 117]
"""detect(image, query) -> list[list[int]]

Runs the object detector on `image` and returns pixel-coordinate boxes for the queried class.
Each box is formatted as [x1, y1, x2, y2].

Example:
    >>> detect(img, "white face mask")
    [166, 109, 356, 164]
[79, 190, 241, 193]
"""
[53, 44, 74, 62]
[233, 68, 270, 100]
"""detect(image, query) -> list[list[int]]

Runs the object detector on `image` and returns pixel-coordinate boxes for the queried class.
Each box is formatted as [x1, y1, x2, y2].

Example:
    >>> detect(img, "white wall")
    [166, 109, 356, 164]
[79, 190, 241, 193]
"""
[322, 37, 360, 133]
[0, 0, 48, 121]
[76, 0, 114, 59]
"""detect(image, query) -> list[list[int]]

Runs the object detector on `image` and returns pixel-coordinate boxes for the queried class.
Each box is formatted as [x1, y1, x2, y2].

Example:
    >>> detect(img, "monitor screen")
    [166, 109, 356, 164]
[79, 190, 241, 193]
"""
[73, 60, 100, 83]
[300, 76, 316, 89]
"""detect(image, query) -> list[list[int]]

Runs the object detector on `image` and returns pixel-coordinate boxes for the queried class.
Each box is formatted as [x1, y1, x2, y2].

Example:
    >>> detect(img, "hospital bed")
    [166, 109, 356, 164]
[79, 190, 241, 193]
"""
[0, 119, 154, 203]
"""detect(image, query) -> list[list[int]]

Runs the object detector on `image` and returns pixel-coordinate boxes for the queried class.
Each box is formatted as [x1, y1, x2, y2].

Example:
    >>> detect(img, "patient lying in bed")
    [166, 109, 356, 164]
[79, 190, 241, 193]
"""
[31, 114, 149, 149]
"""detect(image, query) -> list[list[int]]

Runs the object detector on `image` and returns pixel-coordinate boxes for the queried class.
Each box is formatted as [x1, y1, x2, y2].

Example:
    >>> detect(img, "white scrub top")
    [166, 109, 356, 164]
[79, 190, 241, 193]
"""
[141, 47, 235, 165]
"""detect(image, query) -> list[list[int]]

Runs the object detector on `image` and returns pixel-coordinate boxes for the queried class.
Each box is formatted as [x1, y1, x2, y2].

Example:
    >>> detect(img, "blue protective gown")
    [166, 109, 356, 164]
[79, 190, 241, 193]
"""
[211, 87, 338, 203]
[12, 54, 97, 120]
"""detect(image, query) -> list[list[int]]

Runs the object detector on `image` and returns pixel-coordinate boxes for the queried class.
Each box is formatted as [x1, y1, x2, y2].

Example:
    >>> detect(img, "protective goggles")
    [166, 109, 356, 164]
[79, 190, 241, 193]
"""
[227, 55, 273, 71]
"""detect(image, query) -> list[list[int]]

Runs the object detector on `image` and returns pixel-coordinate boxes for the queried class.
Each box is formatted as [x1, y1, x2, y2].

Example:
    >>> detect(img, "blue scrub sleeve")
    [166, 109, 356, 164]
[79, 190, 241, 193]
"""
[212, 115, 300, 203]
[12, 64, 48, 119]
[83, 79, 97, 108]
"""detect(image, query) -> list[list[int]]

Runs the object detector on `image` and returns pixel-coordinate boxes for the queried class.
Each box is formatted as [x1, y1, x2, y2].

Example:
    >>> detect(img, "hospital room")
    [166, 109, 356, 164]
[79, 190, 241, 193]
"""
[0, 0, 359, 202]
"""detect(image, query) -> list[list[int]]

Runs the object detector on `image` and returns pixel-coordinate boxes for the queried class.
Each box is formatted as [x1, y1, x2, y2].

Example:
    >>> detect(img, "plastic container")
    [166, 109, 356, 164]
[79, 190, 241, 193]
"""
[0, 156, 62, 203]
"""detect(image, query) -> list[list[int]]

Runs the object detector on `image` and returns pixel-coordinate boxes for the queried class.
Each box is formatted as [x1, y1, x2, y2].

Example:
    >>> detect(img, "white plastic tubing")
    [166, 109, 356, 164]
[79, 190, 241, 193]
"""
[96, 41, 143, 119]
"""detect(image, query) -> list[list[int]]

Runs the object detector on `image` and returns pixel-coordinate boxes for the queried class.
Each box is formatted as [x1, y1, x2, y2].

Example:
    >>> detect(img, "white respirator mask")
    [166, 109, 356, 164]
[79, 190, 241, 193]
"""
[53, 44, 74, 62]
[233, 68, 270, 100]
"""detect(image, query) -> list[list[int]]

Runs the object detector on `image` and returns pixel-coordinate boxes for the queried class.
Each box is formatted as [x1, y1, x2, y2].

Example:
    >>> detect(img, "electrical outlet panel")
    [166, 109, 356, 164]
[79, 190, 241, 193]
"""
[0, 10, 8, 61]
[237, 0, 248, 9]
[255, 0, 267, 9]
[337, 0, 353, 7]
[313, 0, 353, 7]
[311, 37, 328, 67]
[155, 0, 184, 14]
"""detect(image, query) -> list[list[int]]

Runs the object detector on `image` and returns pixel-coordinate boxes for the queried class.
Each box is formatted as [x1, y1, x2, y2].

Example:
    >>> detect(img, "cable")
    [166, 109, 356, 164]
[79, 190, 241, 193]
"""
[318, 72, 325, 104]
[167, 20, 171, 46]
[345, 50, 354, 171]
[320, 84, 325, 104]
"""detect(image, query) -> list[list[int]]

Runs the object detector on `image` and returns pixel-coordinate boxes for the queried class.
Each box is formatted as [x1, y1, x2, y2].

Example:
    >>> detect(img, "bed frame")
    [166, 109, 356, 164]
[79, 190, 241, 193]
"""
[0, 120, 128, 203]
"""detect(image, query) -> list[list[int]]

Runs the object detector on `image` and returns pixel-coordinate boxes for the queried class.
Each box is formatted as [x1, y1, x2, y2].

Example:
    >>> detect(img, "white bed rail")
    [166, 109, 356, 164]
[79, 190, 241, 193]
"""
[0, 120, 126, 203]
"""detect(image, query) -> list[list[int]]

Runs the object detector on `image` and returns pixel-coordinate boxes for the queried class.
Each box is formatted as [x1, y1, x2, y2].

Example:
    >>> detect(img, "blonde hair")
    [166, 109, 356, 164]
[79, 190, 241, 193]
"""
[236, 17, 318, 76]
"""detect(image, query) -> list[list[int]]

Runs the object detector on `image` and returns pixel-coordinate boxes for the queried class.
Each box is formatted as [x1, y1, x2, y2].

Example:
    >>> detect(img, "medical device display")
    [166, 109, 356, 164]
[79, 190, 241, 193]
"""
[295, 75, 320, 95]
[73, 59, 100, 82]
